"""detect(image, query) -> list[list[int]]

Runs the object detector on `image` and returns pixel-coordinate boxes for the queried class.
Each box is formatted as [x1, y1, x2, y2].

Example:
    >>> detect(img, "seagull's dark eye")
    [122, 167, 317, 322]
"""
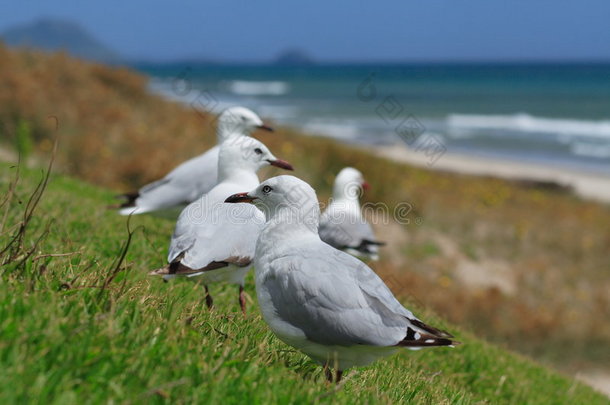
[262, 185, 273, 194]
[254, 148, 263, 155]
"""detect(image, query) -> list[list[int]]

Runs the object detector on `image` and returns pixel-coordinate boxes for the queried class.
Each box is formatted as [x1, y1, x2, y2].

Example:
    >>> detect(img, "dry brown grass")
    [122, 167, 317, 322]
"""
[0, 43, 215, 188]
[1, 43, 609, 371]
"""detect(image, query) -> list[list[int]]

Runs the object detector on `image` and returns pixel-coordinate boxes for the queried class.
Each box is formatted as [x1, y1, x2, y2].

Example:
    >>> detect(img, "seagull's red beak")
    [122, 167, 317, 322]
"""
[362, 181, 370, 191]
[225, 192, 257, 204]
[257, 124, 274, 132]
[268, 159, 294, 171]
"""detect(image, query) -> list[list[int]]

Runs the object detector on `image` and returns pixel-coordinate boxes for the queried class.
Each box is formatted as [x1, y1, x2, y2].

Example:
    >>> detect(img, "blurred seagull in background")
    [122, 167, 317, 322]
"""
[319, 167, 384, 261]
[225, 175, 458, 382]
[149, 138, 293, 315]
[117, 106, 273, 216]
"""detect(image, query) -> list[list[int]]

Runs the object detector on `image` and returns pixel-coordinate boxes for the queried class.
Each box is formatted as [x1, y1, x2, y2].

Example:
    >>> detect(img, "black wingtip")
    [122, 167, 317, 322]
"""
[395, 337, 459, 347]
[396, 326, 460, 348]
[115, 191, 139, 208]
[409, 318, 454, 339]
[362, 239, 386, 247]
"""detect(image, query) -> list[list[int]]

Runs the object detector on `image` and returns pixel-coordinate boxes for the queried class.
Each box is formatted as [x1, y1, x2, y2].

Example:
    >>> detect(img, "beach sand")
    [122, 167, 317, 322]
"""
[376, 143, 610, 204]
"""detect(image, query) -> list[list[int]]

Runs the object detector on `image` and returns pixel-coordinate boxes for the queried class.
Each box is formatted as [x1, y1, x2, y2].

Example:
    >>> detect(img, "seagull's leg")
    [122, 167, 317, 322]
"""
[239, 285, 247, 316]
[324, 365, 333, 383]
[204, 284, 214, 309]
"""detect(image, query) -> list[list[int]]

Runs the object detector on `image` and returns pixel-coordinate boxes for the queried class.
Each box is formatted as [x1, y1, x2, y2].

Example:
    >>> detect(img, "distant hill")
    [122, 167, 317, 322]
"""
[1, 18, 120, 63]
[273, 48, 315, 66]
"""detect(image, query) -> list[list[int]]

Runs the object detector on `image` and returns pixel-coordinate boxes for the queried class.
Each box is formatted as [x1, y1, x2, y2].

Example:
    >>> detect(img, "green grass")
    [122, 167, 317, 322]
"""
[0, 164, 607, 404]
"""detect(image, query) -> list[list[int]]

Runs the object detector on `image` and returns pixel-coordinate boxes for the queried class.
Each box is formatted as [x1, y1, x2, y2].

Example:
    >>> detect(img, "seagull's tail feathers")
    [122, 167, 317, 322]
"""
[148, 265, 170, 276]
[409, 318, 454, 339]
[117, 191, 139, 207]
[361, 239, 386, 247]
[396, 319, 461, 349]
[148, 261, 230, 279]
[148, 264, 180, 282]
[118, 206, 144, 216]
[108, 191, 148, 215]
[343, 239, 386, 260]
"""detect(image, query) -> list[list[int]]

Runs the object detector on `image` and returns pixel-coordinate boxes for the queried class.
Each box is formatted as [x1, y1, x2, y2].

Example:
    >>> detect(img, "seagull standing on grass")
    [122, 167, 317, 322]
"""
[225, 176, 458, 382]
[319, 167, 384, 261]
[149, 138, 293, 315]
[118, 107, 274, 215]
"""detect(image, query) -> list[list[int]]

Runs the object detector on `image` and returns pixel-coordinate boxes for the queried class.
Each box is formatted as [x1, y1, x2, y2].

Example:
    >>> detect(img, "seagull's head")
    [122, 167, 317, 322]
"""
[225, 175, 320, 230]
[217, 106, 273, 141]
[218, 137, 293, 177]
[333, 167, 369, 200]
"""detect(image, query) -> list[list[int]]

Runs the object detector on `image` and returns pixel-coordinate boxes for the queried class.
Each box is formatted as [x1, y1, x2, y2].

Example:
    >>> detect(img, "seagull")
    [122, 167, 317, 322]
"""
[225, 175, 458, 382]
[319, 167, 384, 261]
[117, 106, 274, 216]
[149, 137, 293, 315]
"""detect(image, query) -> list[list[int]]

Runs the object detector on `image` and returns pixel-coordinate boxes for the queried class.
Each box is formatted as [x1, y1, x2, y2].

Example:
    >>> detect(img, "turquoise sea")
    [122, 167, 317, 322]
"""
[135, 63, 610, 175]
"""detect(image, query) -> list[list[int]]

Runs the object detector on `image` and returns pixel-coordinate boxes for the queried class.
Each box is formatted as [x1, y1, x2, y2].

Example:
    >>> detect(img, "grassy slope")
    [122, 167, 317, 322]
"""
[2, 45, 610, 368]
[0, 165, 607, 404]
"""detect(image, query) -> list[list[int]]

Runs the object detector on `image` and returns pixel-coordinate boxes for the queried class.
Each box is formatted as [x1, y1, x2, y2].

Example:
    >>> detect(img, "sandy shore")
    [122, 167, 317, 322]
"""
[577, 370, 610, 399]
[376, 143, 610, 204]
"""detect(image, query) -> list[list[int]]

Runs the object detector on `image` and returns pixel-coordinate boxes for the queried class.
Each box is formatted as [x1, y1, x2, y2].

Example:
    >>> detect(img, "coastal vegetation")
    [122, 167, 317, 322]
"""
[1, 43, 609, 401]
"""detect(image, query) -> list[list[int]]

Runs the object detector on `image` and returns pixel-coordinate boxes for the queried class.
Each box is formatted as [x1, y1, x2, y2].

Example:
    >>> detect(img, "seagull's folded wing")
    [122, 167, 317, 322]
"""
[135, 147, 220, 212]
[170, 198, 264, 270]
[168, 202, 198, 263]
[319, 210, 382, 253]
[163, 147, 220, 197]
[263, 244, 417, 347]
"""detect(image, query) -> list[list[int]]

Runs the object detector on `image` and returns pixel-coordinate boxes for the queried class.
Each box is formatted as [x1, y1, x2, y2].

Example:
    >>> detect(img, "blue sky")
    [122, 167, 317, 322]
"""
[2, 1, 609, 62]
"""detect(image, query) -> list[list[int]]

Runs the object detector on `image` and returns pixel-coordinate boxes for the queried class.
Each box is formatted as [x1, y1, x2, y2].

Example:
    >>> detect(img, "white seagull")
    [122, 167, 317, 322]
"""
[117, 106, 273, 216]
[149, 137, 293, 315]
[225, 175, 458, 382]
[319, 167, 384, 261]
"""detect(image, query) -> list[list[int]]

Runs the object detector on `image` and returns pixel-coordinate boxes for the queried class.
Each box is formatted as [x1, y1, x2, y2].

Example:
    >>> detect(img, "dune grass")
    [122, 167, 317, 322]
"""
[1, 161, 608, 404]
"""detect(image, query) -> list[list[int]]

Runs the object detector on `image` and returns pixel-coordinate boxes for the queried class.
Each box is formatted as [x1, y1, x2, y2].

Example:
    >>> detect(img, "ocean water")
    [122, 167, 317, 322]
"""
[135, 63, 610, 175]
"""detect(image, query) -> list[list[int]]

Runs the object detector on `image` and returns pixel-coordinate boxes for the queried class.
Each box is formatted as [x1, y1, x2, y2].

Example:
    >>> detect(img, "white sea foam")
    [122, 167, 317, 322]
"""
[256, 105, 301, 121]
[302, 119, 361, 140]
[447, 113, 610, 140]
[571, 142, 610, 158]
[225, 80, 290, 96]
